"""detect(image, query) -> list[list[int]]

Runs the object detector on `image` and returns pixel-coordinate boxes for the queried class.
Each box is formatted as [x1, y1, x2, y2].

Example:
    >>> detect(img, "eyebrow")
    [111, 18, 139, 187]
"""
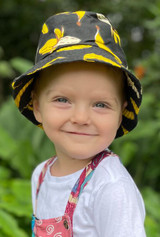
[45, 86, 76, 97]
[90, 93, 119, 103]
[45, 88, 61, 97]
[45, 89, 54, 96]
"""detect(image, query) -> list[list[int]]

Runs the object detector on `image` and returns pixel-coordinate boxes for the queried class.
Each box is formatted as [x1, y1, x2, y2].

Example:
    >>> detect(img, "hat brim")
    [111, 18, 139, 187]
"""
[12, 44, 142, 138]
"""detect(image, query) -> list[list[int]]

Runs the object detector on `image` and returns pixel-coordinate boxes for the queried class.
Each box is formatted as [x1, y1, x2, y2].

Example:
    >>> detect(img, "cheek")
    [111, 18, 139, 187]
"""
[98, 114, 121, 135]
[42, 119, 59, 144]
[42, 115, 58, 129]
[42, 110, 66, 133]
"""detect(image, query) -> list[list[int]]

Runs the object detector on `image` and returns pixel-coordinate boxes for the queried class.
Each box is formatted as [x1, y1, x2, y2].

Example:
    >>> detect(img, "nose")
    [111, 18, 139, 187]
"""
[70, 105, 90, 125]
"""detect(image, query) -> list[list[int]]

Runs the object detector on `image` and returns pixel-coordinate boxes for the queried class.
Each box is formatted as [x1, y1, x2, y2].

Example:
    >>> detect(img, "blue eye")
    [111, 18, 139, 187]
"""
[56, 97, 68, 103]
[95, 103, 107, 108]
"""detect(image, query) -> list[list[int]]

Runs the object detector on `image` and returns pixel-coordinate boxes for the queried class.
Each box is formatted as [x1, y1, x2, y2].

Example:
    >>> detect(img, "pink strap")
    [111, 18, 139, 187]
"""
[65, 150, 111, 225]
[36, 157, 56, 198]
[35, 157, 56, 215]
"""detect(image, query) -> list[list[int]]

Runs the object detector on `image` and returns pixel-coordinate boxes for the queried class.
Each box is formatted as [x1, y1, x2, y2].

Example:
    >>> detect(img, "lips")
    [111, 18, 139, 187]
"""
[63, 131, 97, 136]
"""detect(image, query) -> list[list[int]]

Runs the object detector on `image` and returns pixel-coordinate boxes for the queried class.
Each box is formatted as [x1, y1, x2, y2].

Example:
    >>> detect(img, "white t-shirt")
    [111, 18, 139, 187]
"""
[31, 153, 146, 237]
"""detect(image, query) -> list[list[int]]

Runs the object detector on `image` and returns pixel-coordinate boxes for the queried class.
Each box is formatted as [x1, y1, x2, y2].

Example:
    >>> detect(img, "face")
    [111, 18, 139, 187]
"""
[33, 62, 126, 162]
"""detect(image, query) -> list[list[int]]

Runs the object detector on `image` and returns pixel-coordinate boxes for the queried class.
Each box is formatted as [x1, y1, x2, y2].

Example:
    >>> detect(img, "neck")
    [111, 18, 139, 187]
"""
[50, 152, 93, 177]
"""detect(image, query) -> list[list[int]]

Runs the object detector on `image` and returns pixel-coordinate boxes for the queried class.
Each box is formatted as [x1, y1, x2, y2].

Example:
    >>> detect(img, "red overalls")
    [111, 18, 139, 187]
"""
[32, 150, 111, 237]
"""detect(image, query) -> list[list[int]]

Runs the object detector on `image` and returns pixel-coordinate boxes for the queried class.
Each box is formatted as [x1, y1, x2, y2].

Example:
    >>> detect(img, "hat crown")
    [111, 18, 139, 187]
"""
[35, 11, 127, 68]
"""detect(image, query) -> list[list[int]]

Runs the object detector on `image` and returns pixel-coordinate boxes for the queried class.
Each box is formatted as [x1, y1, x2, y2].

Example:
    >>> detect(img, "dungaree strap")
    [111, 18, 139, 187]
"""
[35, 150, 112, 224]
[35, 157, 57, 215]
[65, 150, 111, 225]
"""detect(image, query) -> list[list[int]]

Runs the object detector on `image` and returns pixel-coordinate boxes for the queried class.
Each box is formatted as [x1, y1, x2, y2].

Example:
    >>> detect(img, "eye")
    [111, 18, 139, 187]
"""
[95, 102, 109, 108]
[55, 97, 69, 103]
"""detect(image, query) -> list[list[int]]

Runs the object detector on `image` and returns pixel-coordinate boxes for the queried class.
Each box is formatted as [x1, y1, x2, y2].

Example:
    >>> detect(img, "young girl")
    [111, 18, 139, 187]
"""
[12, 11, 146, 237]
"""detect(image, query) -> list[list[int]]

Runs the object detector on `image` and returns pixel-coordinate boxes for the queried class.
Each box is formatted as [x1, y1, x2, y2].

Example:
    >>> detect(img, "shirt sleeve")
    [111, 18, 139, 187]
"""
[93, 177, 146, 237]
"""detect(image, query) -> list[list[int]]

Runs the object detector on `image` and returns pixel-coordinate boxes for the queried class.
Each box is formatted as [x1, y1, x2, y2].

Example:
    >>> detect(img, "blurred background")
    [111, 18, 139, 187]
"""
[0, 0, 160, 236]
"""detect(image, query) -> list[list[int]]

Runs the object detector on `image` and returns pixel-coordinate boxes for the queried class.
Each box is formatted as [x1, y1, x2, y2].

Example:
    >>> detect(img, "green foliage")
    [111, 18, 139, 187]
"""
[10, 57, 33, 74]
[142, 188, 160, 236]
[0, 61, 15, 78]
[0, 179, 31, 217]
[0, 210, 28, 237]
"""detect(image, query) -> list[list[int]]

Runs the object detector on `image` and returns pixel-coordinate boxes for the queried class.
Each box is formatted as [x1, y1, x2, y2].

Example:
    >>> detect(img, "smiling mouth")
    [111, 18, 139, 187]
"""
[63, 131, 97, 136]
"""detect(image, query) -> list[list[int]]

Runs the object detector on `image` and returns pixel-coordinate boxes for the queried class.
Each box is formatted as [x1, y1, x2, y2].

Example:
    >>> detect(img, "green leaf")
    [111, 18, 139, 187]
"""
[0, 60, 15, 78]
[0, 209, 28, 237]
[142, 187, 160, 221]
[10, 57, 33, 74]
[0, 179, 32, 218]
[0, 126, 17, 160]
[0, 167, 11, 179]
[145, 216, 160, 237]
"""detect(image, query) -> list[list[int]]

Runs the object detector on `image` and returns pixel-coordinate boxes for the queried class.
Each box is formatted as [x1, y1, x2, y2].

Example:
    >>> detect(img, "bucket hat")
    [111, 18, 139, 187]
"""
[12, 11, 142, 138]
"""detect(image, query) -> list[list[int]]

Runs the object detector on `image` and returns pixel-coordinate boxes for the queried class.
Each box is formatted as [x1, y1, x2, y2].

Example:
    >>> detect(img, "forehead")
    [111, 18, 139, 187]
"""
[34, 62, 124, 95]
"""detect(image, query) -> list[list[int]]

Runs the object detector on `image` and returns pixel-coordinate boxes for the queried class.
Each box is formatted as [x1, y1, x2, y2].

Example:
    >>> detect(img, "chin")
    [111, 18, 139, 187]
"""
[67, 148, 104, 161]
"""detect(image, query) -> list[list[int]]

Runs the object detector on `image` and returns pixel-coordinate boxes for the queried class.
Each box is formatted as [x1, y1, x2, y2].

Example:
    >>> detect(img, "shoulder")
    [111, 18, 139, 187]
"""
[31, 159, 50, 186]
[93, 152, 132, 185]
[89, 152, 145, 215]
[90, 153, 146, 235]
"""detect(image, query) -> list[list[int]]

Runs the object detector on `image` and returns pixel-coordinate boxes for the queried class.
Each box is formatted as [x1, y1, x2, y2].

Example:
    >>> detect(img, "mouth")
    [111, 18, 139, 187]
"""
[63, 131, 97, 136]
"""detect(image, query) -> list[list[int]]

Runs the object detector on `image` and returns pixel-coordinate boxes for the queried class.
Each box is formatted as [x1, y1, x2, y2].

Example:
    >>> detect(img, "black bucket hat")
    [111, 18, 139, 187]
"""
[12, 11, 142, 138]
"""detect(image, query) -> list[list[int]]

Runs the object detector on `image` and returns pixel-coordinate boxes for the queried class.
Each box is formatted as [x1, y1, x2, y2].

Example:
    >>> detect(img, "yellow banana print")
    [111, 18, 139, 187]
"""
[54, 28, 64, 40]
[95, 25, 122, 64]
[111, 27, 121, 45]
[27, 57, 65, 76]
[123, 98, 139, 120]
[23, 99, 33, 111]
[56, 45, 92, 53]
[55, 12, 70, 16]
[123, 109, 134, 120]
[39, 39, 57, 55]
[73, 11, 86, 26]
[83, 53, 121, 68]
[41, 57, 65, 70]
[121, 126, 129, 135]
[14, 79, 34, 108]
[130, 98, 139, 115]
[39, 27, 64, 55]
[12, 81, 20, 89]
[42, 23, 49, 34]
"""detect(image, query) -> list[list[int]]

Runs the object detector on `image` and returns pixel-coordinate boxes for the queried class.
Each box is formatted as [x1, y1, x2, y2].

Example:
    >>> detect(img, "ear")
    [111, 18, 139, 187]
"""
[122, 101, 128, 111]
[118, 101, 128, 127]
[32, 92, 43, 123]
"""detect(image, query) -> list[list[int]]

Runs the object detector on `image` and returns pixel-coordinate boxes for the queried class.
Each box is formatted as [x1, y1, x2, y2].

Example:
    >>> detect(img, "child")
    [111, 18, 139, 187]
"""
[12, 11, 146, 237]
